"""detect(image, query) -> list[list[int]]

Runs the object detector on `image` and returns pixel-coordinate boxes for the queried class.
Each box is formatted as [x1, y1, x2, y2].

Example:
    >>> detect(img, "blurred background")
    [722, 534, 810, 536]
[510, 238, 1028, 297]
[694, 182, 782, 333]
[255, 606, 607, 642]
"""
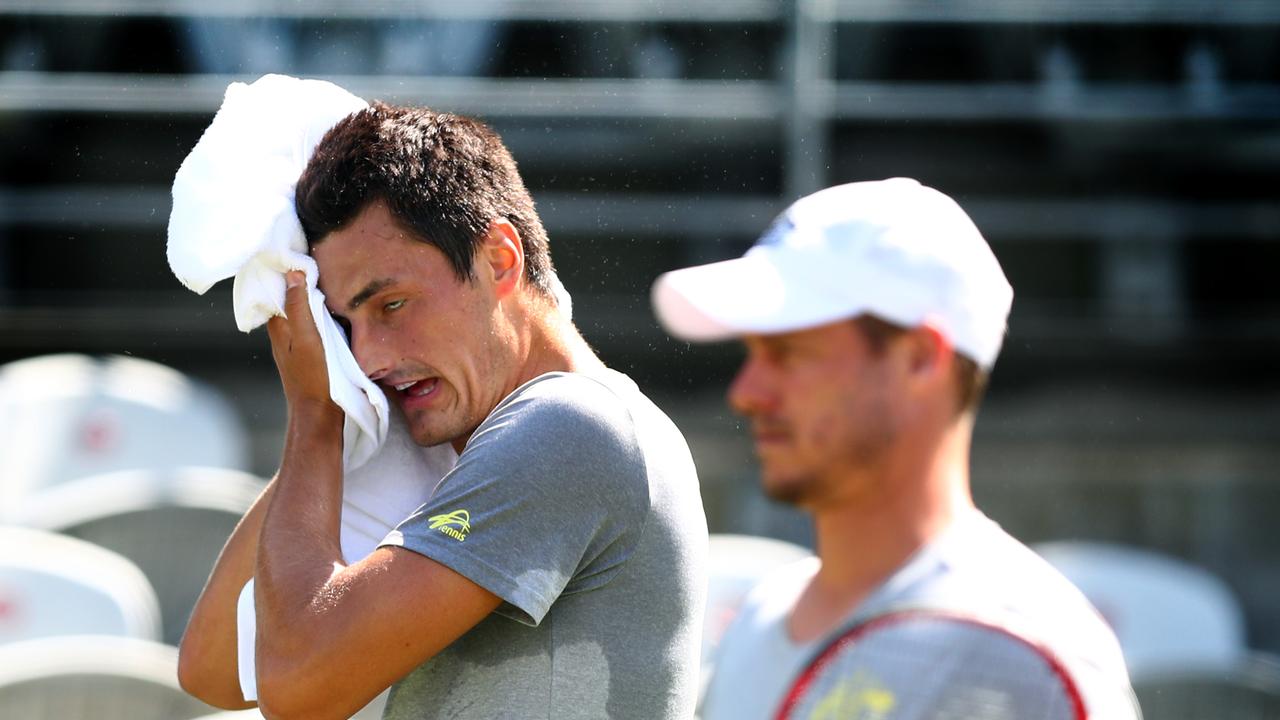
[2, 0, 1279, 717]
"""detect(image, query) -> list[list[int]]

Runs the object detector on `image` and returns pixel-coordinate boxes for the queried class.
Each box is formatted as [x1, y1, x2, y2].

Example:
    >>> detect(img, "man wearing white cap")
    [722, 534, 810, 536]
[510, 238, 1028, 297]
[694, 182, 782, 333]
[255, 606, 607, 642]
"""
[653, 178, 1140, 719]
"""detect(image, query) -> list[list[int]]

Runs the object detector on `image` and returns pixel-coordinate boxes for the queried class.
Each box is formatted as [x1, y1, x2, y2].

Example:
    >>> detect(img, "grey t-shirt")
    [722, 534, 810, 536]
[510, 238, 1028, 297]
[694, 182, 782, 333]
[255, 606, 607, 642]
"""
[379, 370, 707, 719]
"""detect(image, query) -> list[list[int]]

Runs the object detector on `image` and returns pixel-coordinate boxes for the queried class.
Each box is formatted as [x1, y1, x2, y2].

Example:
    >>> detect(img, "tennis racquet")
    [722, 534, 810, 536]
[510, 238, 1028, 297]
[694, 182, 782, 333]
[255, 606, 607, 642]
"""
[776, 609, 1086, 720]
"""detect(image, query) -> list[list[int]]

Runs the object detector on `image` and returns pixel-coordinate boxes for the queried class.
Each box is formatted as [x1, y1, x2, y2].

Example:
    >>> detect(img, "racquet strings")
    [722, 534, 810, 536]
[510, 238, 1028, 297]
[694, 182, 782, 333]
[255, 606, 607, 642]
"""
[778, 612, 1084, 720]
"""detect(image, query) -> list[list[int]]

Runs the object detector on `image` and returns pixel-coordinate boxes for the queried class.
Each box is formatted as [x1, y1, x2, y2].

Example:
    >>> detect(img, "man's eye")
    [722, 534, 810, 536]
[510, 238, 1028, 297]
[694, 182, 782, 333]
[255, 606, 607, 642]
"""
[762, 342, 791, 362]
[384, 299, 405, 312]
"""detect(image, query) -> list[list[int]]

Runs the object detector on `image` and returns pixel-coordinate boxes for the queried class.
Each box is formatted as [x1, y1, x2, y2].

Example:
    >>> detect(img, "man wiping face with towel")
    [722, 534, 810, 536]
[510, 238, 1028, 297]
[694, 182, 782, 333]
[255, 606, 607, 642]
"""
[178, 91, 708, 720]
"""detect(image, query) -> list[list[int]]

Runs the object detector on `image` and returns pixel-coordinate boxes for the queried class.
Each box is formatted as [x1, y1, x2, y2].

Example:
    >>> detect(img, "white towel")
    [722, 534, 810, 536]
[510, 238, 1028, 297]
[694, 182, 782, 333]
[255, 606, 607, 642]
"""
[165, 74, 459, 702]
[168, 73, 387, 469]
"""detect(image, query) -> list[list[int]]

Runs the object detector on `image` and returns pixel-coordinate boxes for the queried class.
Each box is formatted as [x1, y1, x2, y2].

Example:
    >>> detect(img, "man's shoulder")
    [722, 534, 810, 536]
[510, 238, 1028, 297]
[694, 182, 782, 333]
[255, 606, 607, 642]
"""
[453, 370, 658, 506]
[720, 556, 818, 647]
[914, 515, 1130, 673]
[884, 518, 1139, 718]
[920, 515, 1108, 622]
[494, 370, 640, 423]
[470, 371, 640, 448]
[473, 369, 691, 465]
[701, 557, 818, 720]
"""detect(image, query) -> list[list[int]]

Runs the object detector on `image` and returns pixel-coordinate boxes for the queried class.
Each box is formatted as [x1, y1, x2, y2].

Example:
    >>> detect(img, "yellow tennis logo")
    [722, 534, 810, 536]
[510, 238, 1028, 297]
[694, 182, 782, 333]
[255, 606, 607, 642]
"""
[810, 671, 895, 720]
[427, 510, 471, 542]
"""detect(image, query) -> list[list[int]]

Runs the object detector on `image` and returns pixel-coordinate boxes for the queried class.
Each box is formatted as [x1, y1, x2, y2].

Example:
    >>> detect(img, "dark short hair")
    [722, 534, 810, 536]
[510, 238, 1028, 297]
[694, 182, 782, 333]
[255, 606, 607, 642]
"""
[295, 102, 555, 297]
[851, 315, 990, 415]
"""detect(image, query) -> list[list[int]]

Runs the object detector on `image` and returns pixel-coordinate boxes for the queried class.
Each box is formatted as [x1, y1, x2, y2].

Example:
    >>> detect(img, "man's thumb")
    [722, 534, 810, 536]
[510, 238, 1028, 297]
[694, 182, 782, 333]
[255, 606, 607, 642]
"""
[284, 271, 308, 315]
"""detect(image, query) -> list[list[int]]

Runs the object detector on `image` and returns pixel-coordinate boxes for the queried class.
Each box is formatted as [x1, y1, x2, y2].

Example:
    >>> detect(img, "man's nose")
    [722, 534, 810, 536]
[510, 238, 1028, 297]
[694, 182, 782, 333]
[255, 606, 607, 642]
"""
[727, 355, 775, 417]
[349, 324, 392, 382]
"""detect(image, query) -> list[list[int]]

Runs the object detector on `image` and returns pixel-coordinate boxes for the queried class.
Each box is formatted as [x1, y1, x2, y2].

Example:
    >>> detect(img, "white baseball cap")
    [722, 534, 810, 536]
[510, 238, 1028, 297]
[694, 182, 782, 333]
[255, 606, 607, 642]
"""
[651, 178, 1014, 369]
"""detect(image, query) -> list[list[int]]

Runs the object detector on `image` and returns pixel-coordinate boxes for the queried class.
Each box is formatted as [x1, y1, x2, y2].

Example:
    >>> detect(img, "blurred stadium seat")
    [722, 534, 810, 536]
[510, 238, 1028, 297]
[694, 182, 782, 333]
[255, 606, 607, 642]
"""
[0, 634, 214, 719]
[0, 526, 161, 644]
[1134, 652, 1280, 719]
[0, 354, 251, 504]
[701, 534, 812, 703]
[1034, 540, 1247, 679]
[5, 466, 265, 645]
[189, 689, 388, 720]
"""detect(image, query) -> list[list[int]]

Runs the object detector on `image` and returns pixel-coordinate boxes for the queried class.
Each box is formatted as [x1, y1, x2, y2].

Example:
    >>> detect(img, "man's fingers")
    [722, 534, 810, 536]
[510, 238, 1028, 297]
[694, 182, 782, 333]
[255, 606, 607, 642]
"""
[266, 314, 287, 343]
[283, 271, 311, 322]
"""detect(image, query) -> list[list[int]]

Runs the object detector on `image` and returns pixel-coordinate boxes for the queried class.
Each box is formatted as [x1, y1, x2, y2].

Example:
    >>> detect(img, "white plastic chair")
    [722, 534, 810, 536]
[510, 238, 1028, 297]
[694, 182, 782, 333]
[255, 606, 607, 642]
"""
[189, 690, 388, 720]
[0, 526, 162, 645]
[6, 467, 266, 645]
[701, 534, 813, 701]
[0, 353, 250, 505]
[0, 635, 215, 719]
[1133, 652, 1280, 720]
[1033, 540, 1247, 680]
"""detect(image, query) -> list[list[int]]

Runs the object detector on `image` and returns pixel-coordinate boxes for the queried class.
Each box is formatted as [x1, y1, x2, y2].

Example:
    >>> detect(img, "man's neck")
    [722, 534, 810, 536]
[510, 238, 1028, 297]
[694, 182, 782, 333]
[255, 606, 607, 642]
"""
[451, 300, 604, 455]
[788, 424, 976, 644]
[509, 296, 606, 388]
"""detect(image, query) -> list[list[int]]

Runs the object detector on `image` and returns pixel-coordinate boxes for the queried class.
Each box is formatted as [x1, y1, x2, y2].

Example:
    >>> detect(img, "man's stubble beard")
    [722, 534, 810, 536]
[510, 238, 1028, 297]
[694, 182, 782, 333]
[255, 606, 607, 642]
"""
[759, 392, 899, 509]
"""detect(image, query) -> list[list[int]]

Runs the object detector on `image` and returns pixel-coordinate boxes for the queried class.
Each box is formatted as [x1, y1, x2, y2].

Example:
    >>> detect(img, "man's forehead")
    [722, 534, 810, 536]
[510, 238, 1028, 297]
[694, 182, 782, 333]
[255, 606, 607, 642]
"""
[312, 201, 416, 258]
[311, 216, 412, 291]
[743, 321, 851, 345]
[311, 241, 389, 312]
[741, 329, 807, 353]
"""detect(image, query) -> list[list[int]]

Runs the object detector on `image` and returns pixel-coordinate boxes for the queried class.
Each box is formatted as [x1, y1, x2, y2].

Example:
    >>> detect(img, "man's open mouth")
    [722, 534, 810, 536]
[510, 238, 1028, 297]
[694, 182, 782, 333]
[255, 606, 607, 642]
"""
[392, 378, 438, 398]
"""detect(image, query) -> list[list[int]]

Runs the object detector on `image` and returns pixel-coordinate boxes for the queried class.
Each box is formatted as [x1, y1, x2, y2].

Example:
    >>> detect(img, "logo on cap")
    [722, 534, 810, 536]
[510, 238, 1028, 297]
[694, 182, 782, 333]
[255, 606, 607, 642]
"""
[755, 216, 795, 247]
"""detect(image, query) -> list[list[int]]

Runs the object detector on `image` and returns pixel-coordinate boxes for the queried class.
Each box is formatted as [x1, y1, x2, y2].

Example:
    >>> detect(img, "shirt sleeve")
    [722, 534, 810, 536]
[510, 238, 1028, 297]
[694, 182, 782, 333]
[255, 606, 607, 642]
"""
[379, 374, 651, 626]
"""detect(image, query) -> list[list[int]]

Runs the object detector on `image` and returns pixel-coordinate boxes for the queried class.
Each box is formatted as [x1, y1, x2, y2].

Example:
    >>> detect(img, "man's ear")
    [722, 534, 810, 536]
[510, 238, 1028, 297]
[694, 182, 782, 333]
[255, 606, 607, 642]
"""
[481, 219, 524, 298]
[903, 323, 954, 391]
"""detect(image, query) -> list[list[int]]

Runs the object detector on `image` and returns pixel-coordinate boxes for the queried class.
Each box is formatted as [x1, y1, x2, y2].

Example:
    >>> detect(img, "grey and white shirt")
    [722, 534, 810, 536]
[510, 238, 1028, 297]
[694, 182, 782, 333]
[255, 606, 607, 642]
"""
[700, 511, 1140, 720]
[380, 370, 707, 719]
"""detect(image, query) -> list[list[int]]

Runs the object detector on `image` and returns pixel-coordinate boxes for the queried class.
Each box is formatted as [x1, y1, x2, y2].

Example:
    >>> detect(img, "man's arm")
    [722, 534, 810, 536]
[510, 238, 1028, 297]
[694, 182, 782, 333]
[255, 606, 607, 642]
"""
[177, 477, 274, 709]
[250, 273, 501, 720]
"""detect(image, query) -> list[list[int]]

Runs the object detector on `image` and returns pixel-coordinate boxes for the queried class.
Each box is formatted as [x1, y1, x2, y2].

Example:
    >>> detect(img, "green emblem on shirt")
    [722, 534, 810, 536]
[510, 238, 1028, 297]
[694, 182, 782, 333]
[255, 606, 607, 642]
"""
[811, 670, 895, 720]
[428, 509, 471, 542]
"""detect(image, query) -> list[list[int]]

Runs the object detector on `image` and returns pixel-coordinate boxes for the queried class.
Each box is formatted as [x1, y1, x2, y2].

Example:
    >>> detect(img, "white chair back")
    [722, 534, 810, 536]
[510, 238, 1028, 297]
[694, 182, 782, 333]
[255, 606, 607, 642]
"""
[0, 635, 215, 719]
[1034, 540, 1247, 679]
[7, 467, 265, 645]
[0, 526, 162, 644]
[188, 689, 388, 719]
[0, 353, 250, 505]
[1134, 653, 1280, 719]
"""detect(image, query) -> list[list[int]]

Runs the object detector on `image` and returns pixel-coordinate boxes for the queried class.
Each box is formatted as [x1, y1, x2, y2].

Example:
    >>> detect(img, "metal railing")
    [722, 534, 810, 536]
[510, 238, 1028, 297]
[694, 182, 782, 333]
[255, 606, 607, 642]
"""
[0, 0, 1276, 356]
[5, 0, 1280, 25]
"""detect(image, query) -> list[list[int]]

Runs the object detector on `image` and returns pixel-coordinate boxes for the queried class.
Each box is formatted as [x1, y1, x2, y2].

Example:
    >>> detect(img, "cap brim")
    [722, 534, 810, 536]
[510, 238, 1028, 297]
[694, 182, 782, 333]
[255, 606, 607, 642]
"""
[652, 252, 852, 342]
